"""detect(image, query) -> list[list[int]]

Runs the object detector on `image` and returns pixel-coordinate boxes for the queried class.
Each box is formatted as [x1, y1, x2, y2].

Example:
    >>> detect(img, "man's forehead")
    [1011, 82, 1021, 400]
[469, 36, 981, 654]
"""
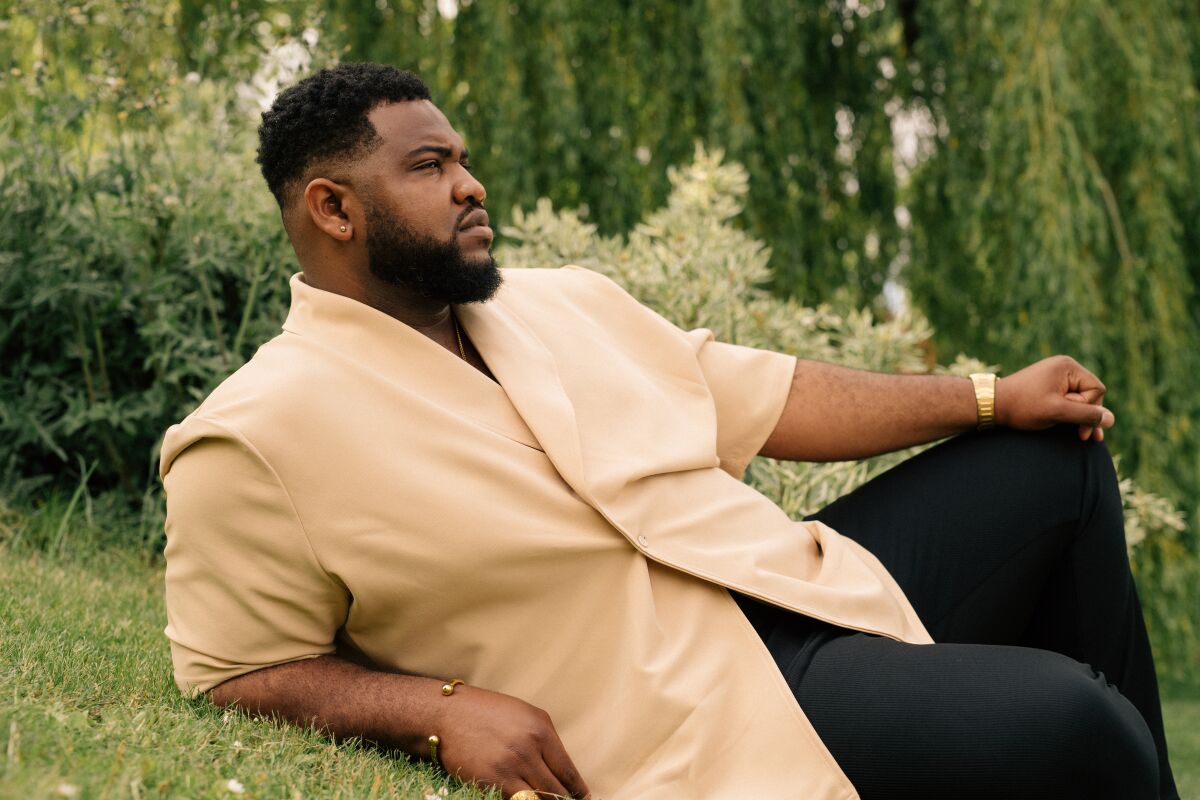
[368, 100, 465, 154]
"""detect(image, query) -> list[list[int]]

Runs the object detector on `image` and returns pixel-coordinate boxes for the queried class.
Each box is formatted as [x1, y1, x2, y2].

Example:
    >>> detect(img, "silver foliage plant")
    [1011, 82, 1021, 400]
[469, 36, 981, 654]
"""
[497, 144, 1184, 552]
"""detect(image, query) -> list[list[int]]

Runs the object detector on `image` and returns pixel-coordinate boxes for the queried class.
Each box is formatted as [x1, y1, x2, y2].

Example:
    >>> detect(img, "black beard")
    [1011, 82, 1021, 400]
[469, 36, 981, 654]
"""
[364, 203, 502, 304]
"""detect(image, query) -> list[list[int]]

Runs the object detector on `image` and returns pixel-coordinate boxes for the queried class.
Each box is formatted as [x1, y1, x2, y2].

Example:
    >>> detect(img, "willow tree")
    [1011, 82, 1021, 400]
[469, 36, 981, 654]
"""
[900, 0, 1200, 523]
[298, 0, 902, 309]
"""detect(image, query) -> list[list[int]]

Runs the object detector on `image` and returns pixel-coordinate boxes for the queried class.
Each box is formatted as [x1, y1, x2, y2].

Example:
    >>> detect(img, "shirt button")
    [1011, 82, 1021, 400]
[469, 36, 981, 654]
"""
[637, 534, 648, 547]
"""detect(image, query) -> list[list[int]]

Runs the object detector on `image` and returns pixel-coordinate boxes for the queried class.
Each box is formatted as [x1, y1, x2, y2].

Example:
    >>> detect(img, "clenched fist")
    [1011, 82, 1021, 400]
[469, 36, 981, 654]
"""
[996, 355, 1115, 442]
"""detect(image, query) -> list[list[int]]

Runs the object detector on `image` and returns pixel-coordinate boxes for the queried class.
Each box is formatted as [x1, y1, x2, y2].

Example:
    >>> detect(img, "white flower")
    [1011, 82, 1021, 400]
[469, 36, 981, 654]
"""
[54, 784, 79, 798]
[226, 779, 245, 794]
[237, 40, 314, 115]
[272, 41, 311, 75]
[302, 27, 320, 47]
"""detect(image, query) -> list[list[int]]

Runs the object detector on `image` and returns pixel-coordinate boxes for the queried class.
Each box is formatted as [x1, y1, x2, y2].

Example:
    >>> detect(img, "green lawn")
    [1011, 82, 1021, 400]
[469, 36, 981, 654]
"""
[1164, 687, 1200, 799]
[0, 549, 494, 800]
[1, 549, 1196, 799]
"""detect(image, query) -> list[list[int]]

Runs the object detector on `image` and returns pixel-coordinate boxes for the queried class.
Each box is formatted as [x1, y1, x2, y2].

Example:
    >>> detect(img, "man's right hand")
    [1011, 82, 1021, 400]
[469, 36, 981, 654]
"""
[432, 684, 591, 799]
[209, 656, 590, 800]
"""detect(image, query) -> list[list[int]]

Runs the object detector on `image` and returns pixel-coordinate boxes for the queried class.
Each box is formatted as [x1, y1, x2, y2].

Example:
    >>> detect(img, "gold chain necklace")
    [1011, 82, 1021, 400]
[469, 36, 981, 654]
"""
[451, 311, 467, 361]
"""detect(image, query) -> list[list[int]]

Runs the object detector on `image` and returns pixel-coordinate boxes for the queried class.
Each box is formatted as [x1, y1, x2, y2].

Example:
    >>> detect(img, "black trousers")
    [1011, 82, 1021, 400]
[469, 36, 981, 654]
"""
[733, 427, 1179, 799]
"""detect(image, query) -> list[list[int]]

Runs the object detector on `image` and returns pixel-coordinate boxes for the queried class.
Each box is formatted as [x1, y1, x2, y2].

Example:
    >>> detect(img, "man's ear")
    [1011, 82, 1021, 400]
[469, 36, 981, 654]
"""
[303, 178, 358, 242]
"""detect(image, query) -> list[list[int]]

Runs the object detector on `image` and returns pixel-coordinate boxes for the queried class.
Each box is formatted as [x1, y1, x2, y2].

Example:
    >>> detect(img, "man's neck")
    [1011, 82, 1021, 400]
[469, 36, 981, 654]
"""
[303, 268, 458, 351]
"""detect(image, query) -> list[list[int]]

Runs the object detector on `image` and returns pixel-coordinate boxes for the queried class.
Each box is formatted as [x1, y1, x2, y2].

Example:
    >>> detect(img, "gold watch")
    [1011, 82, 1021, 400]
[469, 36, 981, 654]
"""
[969, 373, 997, 430]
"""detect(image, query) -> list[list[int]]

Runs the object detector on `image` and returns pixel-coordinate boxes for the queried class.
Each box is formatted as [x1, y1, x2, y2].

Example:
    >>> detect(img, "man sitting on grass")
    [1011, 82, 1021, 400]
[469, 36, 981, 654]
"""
[160, 63, 1179, 799]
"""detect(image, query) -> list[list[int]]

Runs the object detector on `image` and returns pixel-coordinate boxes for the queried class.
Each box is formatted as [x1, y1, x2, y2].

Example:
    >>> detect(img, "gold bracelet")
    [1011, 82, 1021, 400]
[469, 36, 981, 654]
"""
[427, 734, 441, 767]
[969, 373, 997, 430]
[427, 679, 465, 768]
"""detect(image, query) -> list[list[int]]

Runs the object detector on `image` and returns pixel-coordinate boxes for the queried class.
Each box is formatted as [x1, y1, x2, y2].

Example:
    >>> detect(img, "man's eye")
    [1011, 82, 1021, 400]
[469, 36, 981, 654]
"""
[460, 160, 472, 171]
[418, 160, 441, 171]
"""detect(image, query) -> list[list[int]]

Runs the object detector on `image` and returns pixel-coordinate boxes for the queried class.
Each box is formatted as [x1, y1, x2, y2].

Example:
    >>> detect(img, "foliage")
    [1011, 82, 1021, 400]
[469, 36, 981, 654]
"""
[4, 0, 907, 308]
[0, 61, 298, 503]
[901, 0, 1200, 534]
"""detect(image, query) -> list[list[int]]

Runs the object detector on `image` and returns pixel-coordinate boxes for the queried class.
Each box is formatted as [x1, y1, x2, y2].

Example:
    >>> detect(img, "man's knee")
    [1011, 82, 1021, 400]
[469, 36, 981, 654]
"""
[975, 426, 1120, 518]
[1026, 653, 1159, 797]
[978, 424, 1101, 473]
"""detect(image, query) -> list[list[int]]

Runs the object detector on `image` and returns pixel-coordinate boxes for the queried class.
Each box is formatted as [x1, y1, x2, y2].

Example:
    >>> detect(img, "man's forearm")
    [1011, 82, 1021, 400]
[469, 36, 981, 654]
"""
[210, 655, 442, 756]
[759, 359, 979, 462]
[210, 655, 593, 798]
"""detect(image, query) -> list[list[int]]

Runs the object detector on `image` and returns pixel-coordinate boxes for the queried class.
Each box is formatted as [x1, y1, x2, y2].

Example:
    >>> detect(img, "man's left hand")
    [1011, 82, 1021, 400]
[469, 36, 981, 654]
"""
[996, 355, 1115, 442]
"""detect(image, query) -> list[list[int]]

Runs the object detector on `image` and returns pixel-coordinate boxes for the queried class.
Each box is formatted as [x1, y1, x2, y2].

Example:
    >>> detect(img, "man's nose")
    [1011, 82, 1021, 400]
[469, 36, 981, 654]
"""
[453, 169, 487, 206]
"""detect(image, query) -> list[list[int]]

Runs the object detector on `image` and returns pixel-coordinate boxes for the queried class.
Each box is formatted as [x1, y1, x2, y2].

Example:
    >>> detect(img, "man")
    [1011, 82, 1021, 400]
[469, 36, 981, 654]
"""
[160, 63, 1178, 799]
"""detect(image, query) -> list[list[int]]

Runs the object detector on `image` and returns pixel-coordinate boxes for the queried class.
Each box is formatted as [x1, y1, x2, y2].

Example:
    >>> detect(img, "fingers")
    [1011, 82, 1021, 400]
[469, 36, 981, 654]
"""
[502, 732, 589, 800]
[527, 757, 574, 799]
[1060, 356, 1106, 398]
[1061, 386, 1113, 442]
[442, 688, 589, 800]
[1065, 392, 1095, 440]
[539, 733, 592, 799]
[1058, 396, 1114, 430]
[1064, 361, 1108, 442]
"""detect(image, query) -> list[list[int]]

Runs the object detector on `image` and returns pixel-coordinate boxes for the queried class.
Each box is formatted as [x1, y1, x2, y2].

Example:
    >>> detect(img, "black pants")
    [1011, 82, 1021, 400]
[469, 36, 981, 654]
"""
[733, 427, 1178, 799]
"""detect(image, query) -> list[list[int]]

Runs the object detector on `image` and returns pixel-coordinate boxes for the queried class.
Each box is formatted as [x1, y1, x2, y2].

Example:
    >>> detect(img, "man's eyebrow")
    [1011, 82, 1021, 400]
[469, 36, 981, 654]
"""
[404, 145, 470, 160]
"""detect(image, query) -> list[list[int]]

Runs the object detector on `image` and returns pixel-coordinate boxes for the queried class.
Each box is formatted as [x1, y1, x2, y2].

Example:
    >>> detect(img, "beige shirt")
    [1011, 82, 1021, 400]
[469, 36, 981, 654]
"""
[161, 266, 931, 799]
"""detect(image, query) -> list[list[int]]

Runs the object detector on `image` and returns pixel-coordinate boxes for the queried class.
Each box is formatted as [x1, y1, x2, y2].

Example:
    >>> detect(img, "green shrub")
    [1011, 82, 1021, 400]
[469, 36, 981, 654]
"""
[0, 71, 295, 506]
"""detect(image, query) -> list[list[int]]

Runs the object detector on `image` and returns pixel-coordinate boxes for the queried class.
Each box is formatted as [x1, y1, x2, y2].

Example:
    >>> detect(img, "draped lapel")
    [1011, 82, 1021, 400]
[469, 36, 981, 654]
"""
[456, 296, 589, 500]
[281, 274, 540, 451]
[282, 273, 586, 494]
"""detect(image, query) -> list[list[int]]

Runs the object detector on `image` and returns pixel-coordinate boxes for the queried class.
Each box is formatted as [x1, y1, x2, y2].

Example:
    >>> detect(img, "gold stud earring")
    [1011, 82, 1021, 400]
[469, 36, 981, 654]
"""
[338, 225, 347, 233]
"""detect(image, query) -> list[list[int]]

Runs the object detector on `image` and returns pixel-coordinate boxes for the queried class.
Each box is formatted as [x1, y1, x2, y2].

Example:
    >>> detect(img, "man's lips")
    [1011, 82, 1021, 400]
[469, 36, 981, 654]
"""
[458, 209, 490, 232]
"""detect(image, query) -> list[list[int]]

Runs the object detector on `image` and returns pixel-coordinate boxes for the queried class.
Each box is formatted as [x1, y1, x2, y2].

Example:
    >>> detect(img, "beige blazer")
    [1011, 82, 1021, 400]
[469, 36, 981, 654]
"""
[161, 266, 931, 799]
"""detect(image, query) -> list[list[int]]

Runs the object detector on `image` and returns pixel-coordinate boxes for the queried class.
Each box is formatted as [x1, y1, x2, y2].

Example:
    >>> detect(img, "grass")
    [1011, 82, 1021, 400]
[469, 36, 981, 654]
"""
[1164, 685, 1200, 799]
[0, 547, 494, 800]
[1, 546, 1197, 799]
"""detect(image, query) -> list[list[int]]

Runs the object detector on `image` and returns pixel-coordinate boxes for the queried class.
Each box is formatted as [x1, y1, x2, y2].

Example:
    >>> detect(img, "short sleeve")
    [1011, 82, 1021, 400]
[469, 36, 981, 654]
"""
[684, 329, 796, 480]
[161, 430, 347, 696]
[559, 266, 796, 481]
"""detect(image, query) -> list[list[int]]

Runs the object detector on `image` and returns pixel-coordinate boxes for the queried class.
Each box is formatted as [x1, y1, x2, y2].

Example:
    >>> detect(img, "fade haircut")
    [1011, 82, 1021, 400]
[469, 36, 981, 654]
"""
[256, 63, 432, 207]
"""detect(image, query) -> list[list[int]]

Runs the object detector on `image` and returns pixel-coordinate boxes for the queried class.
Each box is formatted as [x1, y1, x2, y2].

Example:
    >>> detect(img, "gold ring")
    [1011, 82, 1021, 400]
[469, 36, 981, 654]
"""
[511, 791, 540, 800]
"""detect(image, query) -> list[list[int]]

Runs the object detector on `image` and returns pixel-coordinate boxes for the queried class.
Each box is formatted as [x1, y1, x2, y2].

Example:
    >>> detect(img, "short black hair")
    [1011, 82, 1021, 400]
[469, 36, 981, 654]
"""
[256, 63, 432, 207]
